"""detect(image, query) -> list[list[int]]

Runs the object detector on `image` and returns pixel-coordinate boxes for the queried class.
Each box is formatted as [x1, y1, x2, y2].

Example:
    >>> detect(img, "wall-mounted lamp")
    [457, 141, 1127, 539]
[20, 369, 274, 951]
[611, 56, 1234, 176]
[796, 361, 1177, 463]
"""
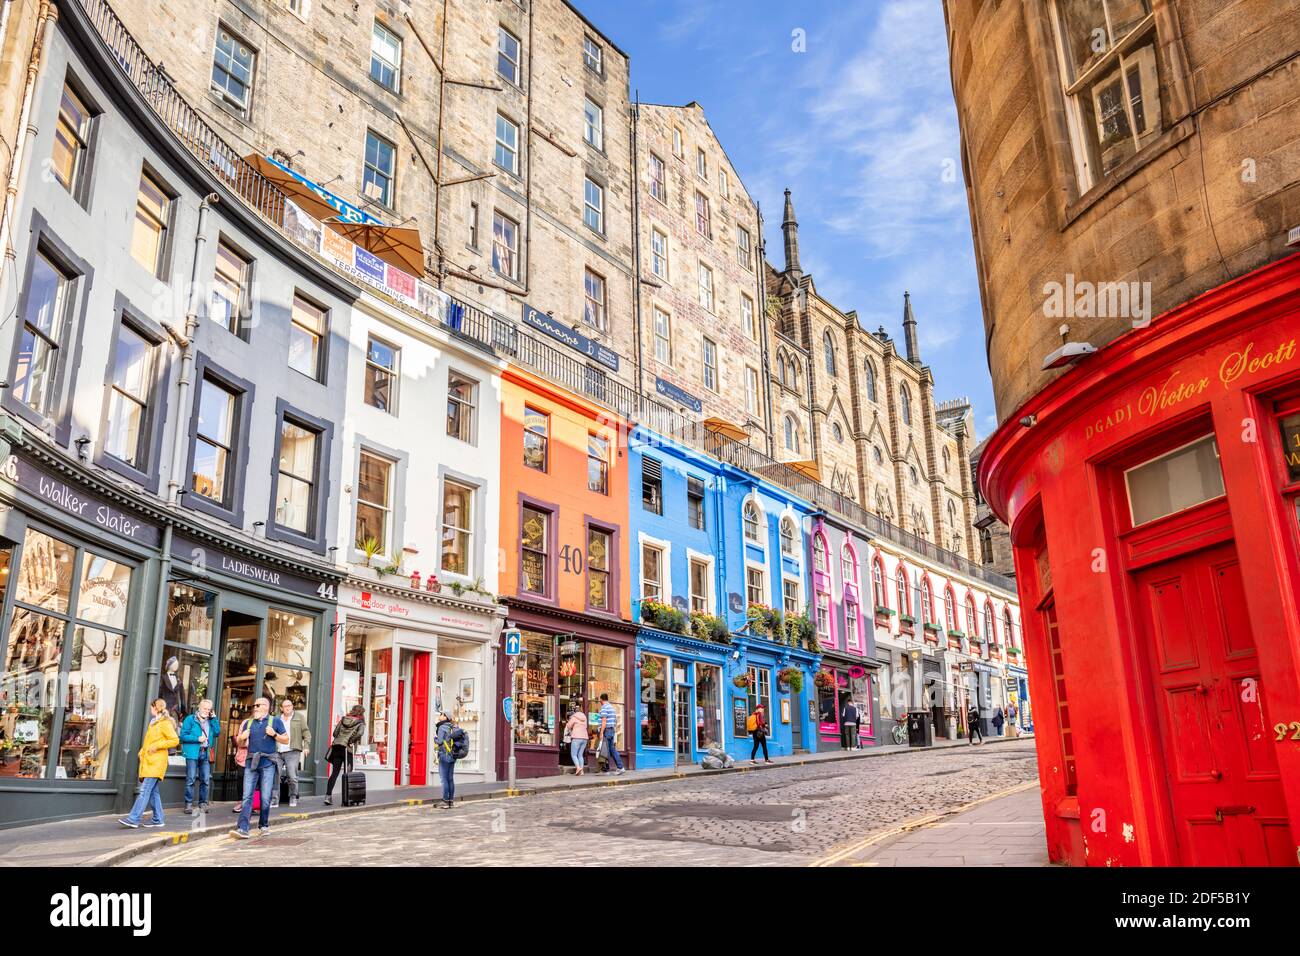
[73, 435, 92, 461]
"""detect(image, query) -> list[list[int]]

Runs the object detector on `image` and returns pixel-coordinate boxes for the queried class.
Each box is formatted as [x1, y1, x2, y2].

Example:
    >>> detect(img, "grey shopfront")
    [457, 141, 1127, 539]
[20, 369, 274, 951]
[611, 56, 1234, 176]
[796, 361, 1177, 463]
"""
[0, 438, 341, 828]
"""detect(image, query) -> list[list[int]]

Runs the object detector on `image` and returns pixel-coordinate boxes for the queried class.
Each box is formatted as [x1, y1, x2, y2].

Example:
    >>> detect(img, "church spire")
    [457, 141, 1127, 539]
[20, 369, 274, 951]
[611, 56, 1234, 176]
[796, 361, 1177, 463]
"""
[903, 291, 920, 364]
[782, 188, 801, 277]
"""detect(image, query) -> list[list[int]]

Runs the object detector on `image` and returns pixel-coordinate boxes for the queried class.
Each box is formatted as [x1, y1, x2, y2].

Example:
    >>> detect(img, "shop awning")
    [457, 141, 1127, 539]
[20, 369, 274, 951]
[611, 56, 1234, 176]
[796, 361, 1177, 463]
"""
[244, 154, 383, 226]
[786, 459, 822, 483]
[703, 416, 749, 443]
[326, 220, 426, 276]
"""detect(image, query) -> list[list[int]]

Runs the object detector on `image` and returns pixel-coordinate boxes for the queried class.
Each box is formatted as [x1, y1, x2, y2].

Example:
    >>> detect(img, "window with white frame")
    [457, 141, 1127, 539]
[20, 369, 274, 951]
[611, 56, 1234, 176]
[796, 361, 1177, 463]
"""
[945, 589, 957, 632]
[52, 82, 93, 198]
[587, 432, 609, 495]
[841, 545, 857, 589]
[689, 556, 710, 613]
[745, 366, 759, 415]
[872, 559, 885, 608]
[492, 211, 519, 279]
[191, 375, 239, 506]
[14, 250, 73, 417]
[743, 500, 761, 543]
[440, 479, 474, 575]
[719, 167, 730, 198]
[364, 336, 398, 413]
[895, 567, 909, 617]
[736, 225, 752, 271]
[104, 322, 157, 469]
[741, 294, 755, 339]
[651, 228, 668, 279]
[649, 152, 667, 203]
[813, 535, 827, 573]
[497, 26, 521, 85]
[494, 113, 519, 174]
[783, 415, 799, 454]
[288, 293, 327, 382]
[920, 577, 933, 627]
[211, 27, 255, 110]
[746, 565, 765, 607]
[583, 98, 604, 150]
[779, 516, 796, 557]
[782, 577, 799, 616]
[696, 147, 708, 180]
[274, 418, 319, 535]
[672, 126, 683, 158]
[370, 20, 402, 92]
[446, 371, 477, 444]
[702, 336, 718, 392]
[985, 603, 997, 645]
[845, 600, 859, 648]
[694, 191, 711, 238]
[211, 241, 250, 335]
[583, 177, 604, 233]
[355, 451, 393, 553]
[362, 130, 395, 206]
[652, 307, 671, 364]
[131, 171, 170, 277]
[583, 267, 606, 331]
[816, 592, 830, 638]
[582, 35, 603, 75]
[966, 596, 978, 639]
[1050, 0, 1160, 190]
[697, 262, 714, 311]
[641, 543, 664, 602]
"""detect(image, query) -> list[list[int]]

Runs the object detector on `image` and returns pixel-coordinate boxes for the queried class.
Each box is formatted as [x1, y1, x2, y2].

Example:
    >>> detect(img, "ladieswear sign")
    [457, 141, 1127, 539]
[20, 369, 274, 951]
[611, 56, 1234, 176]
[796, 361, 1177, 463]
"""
[2, 454, 161, 547]
[522, 303, 620, 372]
[171, 535, 337, 602]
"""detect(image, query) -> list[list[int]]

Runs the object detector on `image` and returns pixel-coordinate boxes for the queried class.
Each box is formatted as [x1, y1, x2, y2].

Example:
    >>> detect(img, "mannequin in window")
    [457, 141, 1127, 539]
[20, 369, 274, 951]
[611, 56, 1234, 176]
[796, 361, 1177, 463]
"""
[159, 656, 188, 719]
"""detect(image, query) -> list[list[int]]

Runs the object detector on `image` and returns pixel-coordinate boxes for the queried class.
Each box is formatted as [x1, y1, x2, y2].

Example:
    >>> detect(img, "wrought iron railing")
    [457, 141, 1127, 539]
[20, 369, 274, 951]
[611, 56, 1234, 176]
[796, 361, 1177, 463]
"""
[74, 0, 1016, 597]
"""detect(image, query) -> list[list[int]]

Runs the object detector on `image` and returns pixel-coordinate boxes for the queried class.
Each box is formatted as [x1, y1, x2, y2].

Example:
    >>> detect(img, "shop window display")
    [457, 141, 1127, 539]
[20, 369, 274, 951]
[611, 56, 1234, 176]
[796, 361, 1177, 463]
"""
[513, 630, 555, 745]
[695, 663, 722, 750]
[587, 643, 624, 750]
[436, 638, 482, 771]
[342, 625, 393, 765]
[640, 653, 668, 747]
[0, 531, 133, 781]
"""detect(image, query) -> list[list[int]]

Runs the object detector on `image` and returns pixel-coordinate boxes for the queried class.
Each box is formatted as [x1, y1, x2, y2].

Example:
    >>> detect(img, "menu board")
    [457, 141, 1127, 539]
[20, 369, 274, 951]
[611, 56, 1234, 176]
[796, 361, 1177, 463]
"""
[732, 697, 749, 737]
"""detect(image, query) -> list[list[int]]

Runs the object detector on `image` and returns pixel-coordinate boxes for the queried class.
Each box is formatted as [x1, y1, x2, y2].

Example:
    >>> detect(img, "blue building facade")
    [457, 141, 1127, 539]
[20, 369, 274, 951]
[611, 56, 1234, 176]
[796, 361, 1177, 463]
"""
[628, 427, 820, 769]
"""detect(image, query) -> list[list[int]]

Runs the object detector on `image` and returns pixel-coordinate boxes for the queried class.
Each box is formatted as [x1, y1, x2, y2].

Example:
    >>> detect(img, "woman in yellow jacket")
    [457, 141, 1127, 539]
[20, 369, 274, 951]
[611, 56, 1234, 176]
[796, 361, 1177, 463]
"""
[119, 698, 180, 828]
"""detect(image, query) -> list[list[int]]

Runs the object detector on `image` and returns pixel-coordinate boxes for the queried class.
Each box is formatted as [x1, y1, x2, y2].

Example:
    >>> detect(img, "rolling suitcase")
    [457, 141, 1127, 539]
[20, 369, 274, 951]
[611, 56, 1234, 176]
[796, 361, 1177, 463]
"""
[342, 751, 366, 807]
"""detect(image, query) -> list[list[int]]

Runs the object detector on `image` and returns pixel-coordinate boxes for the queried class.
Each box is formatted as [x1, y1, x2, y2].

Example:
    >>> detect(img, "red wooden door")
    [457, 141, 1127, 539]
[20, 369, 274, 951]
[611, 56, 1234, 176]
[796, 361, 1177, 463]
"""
[409, 652, 430, 786]
[1134, 542, 1293, 865]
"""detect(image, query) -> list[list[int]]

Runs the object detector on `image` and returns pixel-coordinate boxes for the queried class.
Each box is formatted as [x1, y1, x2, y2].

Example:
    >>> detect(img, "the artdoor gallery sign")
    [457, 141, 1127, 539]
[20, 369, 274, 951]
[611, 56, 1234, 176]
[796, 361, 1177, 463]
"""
[1, 453, 161, 547]
[522, 303, 620, 371]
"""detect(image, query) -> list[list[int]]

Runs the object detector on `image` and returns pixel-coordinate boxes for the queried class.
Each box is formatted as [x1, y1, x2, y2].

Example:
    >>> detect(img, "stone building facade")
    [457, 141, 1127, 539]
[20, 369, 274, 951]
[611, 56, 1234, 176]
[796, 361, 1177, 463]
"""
[765, 192, 982, 561]
[106, 0, 640, 389]
[633, 101, 769, 446]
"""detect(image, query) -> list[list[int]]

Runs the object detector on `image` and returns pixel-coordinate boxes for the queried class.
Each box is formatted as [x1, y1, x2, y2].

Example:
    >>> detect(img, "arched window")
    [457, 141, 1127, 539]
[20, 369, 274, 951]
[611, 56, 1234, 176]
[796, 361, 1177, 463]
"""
[777, 353, 787, 386]
[865, 359, 877, 403]
[813, 534, 827, 573]
[965, 596, 978, 638]
[895, 567, 909, 617]
[979, 526, 993, 564]
[872, 557, 886, 608]
[942, 447, 951, 474]
[743, 499, 760, 542]
[873, 445, 884, 465]
[947, 499, 958, 532]
[900, 384, 912, 426]
[841, 544, 858, 588]
[909, 466, 918, 486]
[1003, 608, 1014, 649]
[945, 586, 957, 632]
[831, 422, 843, 442]
[779, 516, 797, 556]
[784, 415, 800, 453]
[984, 602, 996, 644]
[823, 331, 836, 377]
[920, 577, 933, 626]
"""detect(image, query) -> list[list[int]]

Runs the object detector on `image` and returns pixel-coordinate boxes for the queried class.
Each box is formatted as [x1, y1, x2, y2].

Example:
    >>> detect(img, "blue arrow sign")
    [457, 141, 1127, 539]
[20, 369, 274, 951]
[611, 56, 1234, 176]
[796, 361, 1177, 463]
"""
[504, 628, 521, 656]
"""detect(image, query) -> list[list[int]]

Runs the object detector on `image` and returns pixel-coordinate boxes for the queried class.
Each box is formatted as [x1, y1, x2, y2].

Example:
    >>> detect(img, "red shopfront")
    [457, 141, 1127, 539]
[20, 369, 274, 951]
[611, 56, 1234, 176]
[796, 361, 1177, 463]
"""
[980, 254, 1300, 867]
[496, 598, 637, 779]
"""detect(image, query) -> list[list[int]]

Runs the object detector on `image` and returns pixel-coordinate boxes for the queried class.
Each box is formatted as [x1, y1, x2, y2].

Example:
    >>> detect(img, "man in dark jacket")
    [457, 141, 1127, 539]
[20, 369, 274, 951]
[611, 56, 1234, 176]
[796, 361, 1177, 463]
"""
[841, 699, 860, 751]
[968, 703, 983, 745]
[323, 706, 365, 805]
[433, 712, 458, 808]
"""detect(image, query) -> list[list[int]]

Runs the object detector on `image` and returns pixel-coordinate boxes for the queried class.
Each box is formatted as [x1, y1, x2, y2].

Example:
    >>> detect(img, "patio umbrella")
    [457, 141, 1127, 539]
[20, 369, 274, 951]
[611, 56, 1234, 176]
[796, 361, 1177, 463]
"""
[326, 220, 427, 276]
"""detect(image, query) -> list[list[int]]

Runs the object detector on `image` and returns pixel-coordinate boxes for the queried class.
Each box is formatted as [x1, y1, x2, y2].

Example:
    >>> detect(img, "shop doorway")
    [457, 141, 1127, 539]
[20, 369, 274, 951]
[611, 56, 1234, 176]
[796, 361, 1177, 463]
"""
[1133, 540, 1293, 865]
[394, 650, 432, 787]
[214, 609, 264, 800]
[674, 683, 692, 761]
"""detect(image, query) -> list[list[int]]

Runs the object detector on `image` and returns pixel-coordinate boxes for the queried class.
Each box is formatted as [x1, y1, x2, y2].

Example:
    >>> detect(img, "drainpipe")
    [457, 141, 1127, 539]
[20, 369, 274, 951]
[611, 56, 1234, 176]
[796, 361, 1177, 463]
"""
[754, 202, 774, 456]
[166, 194, 218, 505]
[629, 92, 645, 413]
[0, 0, 55, 308]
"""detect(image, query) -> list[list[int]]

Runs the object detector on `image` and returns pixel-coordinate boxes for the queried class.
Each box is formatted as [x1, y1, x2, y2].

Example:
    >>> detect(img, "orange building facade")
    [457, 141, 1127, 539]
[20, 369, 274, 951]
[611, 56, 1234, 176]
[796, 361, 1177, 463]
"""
[495, 367, 636, 778]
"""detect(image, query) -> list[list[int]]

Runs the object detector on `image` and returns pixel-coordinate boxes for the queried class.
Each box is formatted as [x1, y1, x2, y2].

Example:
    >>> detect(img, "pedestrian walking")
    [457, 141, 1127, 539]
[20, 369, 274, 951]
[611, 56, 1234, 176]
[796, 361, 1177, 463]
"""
[179, 698, 219, 815]
[433, 711, 468, 807]
[272, 697, 310, 808]
[968, 703, 983, 745]
[992, 705, 1005, 737]
[841, 699, 860, 751]
[747, 703, 772, 764]
[119, 699, 180, 828]
[563, 706, 589, 775]
[230, 697, 287, 839]
[324, 705, 365, 805]
[596, 693, 624, 775]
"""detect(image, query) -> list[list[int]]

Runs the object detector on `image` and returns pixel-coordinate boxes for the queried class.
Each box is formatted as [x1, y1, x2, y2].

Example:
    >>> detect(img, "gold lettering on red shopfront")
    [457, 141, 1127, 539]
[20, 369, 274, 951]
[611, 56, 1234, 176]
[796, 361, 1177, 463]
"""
[1219, 339, 1298, 389]
[1137, 370, 1210, 418]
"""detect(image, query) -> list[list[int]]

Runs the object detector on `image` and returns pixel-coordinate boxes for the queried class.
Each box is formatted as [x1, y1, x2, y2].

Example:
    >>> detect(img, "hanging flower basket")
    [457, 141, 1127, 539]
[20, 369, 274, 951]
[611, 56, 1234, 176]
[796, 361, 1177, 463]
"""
[732, 673, 752, 689]
[813, 670, 836, 691]
[640, 656, 661, 680]
[777, 666, 804, 694]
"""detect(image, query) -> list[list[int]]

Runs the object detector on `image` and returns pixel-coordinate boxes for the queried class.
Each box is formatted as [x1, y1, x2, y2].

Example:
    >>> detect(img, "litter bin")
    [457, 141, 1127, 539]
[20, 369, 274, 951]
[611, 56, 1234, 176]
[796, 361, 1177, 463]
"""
[906, 710, 933, 748]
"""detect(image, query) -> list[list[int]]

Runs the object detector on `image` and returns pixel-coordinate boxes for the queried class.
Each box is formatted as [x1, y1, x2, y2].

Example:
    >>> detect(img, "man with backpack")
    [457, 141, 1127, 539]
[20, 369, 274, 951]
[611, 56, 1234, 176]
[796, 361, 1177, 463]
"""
[433, 711, 470, 808]
[230, 697, 287, 839]
[747, 704, 771, 764]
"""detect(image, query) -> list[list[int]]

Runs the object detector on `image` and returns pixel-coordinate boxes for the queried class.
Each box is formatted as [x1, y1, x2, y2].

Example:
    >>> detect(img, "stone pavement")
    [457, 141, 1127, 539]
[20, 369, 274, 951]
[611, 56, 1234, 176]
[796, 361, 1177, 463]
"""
[122, 737, 1041, 867]
[0, 734, 1035, 867]
[822, 783, 1049, 866]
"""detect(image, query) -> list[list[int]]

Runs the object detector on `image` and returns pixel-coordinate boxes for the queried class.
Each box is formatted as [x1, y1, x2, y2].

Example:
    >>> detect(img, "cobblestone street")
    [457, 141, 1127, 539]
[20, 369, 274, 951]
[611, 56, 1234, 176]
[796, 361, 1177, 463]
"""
[127, 740, 1041, 867]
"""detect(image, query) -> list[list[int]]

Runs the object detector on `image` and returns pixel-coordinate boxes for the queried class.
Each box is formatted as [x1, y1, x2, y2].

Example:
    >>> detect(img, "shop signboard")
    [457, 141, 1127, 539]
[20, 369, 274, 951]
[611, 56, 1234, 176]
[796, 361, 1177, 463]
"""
[522, 302, 620, 371]
[171, 535, 337, 600]
[3, 453, 161, 547]
[655, 376, 702, 414]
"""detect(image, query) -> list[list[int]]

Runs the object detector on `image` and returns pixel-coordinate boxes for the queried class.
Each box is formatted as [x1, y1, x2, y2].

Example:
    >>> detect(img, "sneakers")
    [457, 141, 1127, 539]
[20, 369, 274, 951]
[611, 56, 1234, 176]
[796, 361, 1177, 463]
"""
[232, 804, 242, 813]
[442, 800, 454, 809]
[143, 819, 165, 828]
[764, 759, 774, 764]
[270, 801, 279, 809]
[751, 759, 760, 765]
[258, 826, 270, 835]
[118, 818, 139, 829]
[615, 768, 626, 776]
[183, 804, 193, 815]
[230, 828, 251, 839]
[323, 797, 332, 806]
[289, 798, 298, 808]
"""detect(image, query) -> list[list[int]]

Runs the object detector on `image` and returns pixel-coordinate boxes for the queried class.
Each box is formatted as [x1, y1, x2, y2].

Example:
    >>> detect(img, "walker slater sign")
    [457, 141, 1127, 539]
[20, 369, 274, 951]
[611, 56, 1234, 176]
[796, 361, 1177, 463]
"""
[2, 453, 161, 547]
[522, 303, 620, 371]
[171, 535, 336, 600]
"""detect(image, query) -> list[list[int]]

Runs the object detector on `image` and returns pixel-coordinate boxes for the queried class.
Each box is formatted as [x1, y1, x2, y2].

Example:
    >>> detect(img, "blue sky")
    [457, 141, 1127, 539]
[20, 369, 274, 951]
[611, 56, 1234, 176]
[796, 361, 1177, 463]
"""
[578, 0, 996, 436]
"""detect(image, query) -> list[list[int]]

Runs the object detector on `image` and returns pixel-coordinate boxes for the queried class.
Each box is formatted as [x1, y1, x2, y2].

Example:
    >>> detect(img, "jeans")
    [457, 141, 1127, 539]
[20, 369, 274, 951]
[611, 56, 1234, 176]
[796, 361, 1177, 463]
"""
[326, 745, 349, 795]
[750, 732, 769, 761]
[569, 738, 587, 769]
[438, 757, 455, 801]
[237, 758, 277, 832]
[603, 731, 623, 770]
[184, 753, 211, 806]
[842, 723, 857, 750]
[125, 777, 164, 825]
[278, 750, 301, 801]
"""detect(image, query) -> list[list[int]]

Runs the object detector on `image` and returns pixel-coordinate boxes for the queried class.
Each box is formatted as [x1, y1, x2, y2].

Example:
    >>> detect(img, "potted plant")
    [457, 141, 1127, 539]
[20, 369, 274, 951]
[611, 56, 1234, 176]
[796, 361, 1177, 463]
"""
[690, 612, 730, 644]
[732, 672, 752, 689]
[640, 656, 661, 680]
[786, 611, 815, 649]
[777, 666, 804, 693]
[813, 670, 836, 691]
[359, 537, 383, 568]
[641, 599, 687, 635]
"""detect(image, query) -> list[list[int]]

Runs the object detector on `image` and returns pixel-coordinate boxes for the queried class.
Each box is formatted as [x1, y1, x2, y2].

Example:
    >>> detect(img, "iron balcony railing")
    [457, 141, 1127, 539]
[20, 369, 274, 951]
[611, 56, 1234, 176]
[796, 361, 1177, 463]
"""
[76, 0, 1016, 597]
